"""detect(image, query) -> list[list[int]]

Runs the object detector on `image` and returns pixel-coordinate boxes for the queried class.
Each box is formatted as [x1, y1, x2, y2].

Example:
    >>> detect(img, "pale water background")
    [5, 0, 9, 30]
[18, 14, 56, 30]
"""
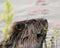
[0, 0, 60, 48]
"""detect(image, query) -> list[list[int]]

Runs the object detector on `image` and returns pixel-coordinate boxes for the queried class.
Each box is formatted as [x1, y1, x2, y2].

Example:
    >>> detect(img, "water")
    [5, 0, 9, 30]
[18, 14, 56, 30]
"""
[0, 0, 60, 48]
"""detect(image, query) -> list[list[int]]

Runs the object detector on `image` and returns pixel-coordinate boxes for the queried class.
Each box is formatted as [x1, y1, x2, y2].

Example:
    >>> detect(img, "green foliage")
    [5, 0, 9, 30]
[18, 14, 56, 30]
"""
[7, 13, 14, 24]
[1, 0, 14, 39]
[1, 13, 7, 23]
[5, 0, 14, 14]
[54, 29, 59, 38]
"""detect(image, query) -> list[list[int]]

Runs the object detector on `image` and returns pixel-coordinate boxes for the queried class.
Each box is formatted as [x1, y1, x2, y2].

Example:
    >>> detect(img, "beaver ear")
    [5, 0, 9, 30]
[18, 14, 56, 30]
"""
[16, 23, 25, 31]
[44, 19, 48, 28]
[44, 19, 47, 23]
[45, 19, 48, 25]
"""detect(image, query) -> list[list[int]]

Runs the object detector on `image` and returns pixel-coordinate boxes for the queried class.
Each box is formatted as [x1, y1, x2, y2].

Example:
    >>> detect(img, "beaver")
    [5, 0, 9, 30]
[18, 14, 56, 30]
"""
[0, 18, 48, 48]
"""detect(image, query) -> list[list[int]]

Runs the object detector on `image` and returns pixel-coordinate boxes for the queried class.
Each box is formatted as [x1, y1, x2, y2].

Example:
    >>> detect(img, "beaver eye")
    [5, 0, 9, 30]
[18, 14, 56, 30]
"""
[16, 23, 25, 31]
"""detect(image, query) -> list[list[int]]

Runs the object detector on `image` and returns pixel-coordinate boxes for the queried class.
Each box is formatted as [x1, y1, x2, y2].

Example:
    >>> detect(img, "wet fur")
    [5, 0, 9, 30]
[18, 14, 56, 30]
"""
[0, 18, 48, 48]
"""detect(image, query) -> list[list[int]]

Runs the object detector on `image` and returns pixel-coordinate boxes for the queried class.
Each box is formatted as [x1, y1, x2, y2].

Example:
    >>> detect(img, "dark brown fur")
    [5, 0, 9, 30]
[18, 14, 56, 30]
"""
[0, 18, 48, 48]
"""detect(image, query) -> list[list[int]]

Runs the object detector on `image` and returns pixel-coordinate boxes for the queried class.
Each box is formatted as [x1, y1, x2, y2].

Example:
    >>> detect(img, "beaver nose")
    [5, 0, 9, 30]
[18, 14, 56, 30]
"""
[16, 23, 25, 31]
